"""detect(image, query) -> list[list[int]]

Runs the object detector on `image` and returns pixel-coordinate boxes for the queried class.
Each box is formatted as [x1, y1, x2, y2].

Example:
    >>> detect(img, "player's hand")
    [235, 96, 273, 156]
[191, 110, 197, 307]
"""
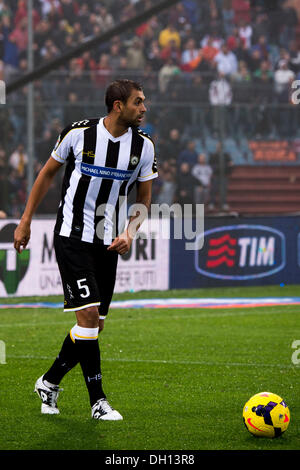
[14, 220, 31, 254]
[107, 230, 133, 255]
[98, 319, 105, 332]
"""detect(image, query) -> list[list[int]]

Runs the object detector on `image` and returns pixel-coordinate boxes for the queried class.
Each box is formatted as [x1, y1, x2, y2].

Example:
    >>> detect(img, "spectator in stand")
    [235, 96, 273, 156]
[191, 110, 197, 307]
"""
[158, 56, 181, 94]
[253, 59, 273, 81]
[251, 12, 269, 43]
[158, 23, 181, 49]
[275, 48, 291, 70]
[280, 1, 298, 48]
[9, 16, 28, 53]
[2, 15, 20, 81]
[147, 39, 163, 71]
[9, 143, 28, 179]
[76, 50, 97, 74]
[36, 128, 57, 165]
[63, 91, 85, 125]
[176, 162, 195, 206]
[60, 0, 78, 25]
[167, 1, 191, 31]
[201, 35, 219, 62]
[39, 0, 61, 19]
[155, 160, 176, 205]
[253, 68, 274, 137]
[232, 61, 254, 137]
[160, 38, 181, 65]
[94, 4, 115, 32]
[108, 39, 124, 72]
[209, 71, 233, 135]
[201, 31, 223, 50]
[191, 153, 213, 204]
[222, 0, 235, 35]
[118, 1, 137, 23]
[126, 36, 146, 70]
[238, 19, 252, 49]
[247, 47, 263, 73]
[178, 140, 198, 167]
[53, 19, 70, 50]
[63, 57, 90, 101]
[209, 142, 233, 211]
[181, 0, 199, 27]
[34, 18, 52, 54]
[289, 40, 300, 75]
[139, 115, 156, 137]
[250, 35, 270, 62]
[232, 0, 251, 25]
[14, 0, 40, 27]
[274, 58, 295, 136]
[183, 75, 209, 136]
[158, 127, 183, 163]
[71, 21, 85, 45]
[95, 53, 112, 89]
[214, 43, 238, 76]
[226, 26, 243, 51]
[274, 59, 295, 96]
[232, 35, 251, 68]
[181, 37, 199, 67]
[232, 59, 251, 82]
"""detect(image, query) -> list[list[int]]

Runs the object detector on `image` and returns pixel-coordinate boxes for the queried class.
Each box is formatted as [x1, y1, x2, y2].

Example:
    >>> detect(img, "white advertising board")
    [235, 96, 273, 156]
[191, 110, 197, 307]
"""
[0, 219, 169, 297]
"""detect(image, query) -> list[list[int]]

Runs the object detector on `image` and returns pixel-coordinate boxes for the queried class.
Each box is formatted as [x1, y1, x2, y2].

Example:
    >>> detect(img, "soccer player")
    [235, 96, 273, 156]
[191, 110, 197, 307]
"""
[13, 79, 158, 420]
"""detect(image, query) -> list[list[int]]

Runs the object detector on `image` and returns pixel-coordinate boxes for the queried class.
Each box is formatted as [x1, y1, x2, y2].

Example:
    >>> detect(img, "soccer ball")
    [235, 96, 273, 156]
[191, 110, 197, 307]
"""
[243, 392, 290, 438]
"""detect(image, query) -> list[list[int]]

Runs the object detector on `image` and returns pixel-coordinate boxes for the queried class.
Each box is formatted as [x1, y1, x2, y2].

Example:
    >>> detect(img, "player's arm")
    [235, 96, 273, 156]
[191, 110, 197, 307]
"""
[14, 156, 63, 253]
[107, 179, 153, 255]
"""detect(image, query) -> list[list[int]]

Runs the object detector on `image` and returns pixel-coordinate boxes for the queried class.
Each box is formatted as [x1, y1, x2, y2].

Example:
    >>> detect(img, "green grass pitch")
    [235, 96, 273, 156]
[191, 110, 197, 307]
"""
[0, 285, 299, 450]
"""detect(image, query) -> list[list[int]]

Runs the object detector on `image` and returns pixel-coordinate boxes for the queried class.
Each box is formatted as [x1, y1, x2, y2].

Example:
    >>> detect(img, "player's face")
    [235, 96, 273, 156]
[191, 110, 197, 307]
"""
[118, 89, 147, 127]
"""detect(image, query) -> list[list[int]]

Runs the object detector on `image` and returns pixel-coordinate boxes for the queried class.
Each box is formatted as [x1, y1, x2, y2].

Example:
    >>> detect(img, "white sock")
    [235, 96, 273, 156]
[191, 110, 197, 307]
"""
[70, 324, 99, 342]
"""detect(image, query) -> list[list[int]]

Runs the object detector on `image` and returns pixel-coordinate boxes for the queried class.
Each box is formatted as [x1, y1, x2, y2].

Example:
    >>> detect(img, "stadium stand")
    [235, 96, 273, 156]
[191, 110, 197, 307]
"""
[1, 0, 300, 216]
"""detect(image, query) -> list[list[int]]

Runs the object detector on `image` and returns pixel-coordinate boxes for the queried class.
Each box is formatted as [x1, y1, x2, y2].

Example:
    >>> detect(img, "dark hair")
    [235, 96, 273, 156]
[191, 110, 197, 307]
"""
[105, 79, 143, 113]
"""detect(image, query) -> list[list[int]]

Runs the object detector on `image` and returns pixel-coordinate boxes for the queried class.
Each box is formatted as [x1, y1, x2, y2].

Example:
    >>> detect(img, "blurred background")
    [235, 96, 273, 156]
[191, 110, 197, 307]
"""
[0, 0, 300, 218]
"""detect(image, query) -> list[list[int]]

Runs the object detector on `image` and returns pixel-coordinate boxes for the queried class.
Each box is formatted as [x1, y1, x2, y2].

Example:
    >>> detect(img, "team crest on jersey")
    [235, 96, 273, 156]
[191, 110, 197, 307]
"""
[130, 155, 139, 166]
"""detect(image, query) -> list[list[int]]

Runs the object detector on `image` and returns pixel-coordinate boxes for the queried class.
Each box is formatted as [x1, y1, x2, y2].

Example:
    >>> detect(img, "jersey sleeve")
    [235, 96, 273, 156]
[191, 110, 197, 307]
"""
[137, 138, 158, 182]
[51, 125, 74, 164]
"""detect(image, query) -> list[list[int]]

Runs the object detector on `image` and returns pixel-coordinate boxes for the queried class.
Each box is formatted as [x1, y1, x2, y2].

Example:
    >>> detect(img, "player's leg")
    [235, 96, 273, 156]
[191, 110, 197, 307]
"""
[73, 304, 122, 420]
[73, 305, 105, 407]
[85, 243, 122, 420]
[34, 235, 100, 414]
[35, 235, 121, 419]
[96, 244, 118, 321]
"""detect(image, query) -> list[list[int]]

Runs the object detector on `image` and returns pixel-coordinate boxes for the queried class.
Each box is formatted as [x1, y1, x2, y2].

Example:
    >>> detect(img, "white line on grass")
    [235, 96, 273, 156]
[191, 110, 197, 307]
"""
[6, 354, 298, 369]
[0, 307, 297, 329]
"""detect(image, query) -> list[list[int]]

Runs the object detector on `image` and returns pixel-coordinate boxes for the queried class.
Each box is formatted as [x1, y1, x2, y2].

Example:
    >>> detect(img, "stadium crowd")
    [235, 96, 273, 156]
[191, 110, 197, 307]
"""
[1, 0, 300, 216]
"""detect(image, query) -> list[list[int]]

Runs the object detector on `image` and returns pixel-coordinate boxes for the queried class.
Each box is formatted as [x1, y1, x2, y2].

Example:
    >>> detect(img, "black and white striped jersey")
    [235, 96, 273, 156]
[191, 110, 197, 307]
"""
[51, 117, 158, 245]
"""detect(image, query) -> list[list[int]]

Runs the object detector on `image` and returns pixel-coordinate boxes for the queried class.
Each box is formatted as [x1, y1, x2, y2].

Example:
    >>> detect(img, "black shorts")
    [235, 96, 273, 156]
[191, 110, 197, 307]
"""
[54, 234, 118, 316]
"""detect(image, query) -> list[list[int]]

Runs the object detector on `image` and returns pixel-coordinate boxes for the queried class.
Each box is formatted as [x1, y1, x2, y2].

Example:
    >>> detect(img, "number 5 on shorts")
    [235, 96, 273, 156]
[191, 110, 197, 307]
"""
[77, 278, 90, 298]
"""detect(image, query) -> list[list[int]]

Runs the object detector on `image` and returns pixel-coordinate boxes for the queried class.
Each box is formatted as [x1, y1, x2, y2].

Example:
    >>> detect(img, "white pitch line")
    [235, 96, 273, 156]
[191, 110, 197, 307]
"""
[0, 307, 296, 329]
[5, 354, 298, 369]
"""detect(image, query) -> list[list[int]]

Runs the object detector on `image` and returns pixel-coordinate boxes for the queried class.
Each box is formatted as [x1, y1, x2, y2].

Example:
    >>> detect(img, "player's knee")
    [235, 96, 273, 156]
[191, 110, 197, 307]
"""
[76, 306, 99, 328]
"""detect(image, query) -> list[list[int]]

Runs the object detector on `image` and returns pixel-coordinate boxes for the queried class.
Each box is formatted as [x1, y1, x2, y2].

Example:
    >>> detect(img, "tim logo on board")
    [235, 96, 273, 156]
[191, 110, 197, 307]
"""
[195, 225, 285, 280]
